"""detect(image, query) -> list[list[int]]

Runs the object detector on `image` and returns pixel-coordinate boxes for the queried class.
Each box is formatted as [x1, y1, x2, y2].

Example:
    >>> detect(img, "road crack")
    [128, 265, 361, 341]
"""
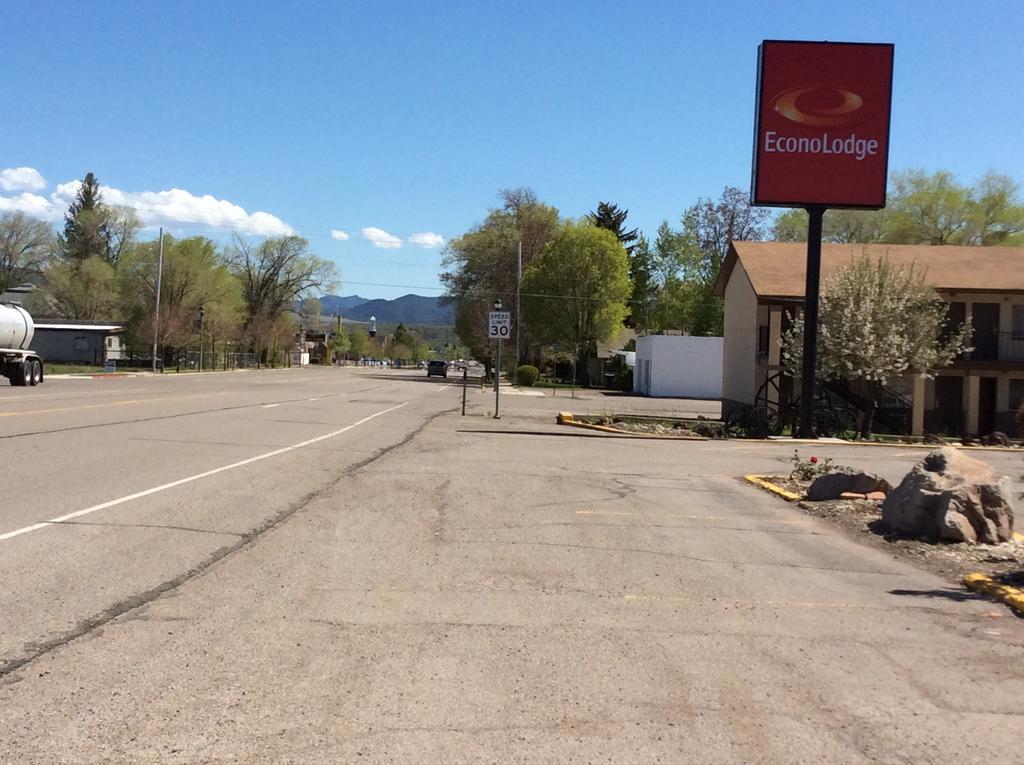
[0, 406, 455, 682]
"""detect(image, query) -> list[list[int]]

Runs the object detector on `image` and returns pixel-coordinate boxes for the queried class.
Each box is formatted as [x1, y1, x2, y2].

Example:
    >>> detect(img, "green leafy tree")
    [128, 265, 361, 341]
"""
[780, 255, 971, 437]
[885, 170, 974, 245]
[441, 188, 560, 367]
[328, 325, 351, 362]
[228, 235, 337, 362]
[41, 257, 119, 320]
[0, 211, 55, 292]
[521, 223, 630, 375]
[348, 329, 369, 360]
[773, 170, 1024, 246]
[392, 322, 415, 348]
[118, 233, 243, 364]
[772, 208, 888, 244]
[681, 187, 771, 335]
[299, 297, 323, 330]
[964, 172, 1024, 245]
[625, 235, 657, 331]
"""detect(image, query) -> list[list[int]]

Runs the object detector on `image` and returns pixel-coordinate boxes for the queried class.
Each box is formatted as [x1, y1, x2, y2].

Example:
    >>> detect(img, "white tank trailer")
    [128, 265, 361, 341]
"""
[0, 303, 44, 386]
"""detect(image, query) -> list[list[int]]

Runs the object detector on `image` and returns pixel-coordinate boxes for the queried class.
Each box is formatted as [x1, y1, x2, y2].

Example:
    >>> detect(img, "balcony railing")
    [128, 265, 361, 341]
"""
[965, 332, 1024, 363]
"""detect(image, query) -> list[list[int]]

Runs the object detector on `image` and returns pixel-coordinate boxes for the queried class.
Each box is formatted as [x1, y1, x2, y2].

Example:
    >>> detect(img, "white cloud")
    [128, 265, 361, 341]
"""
[408, 232, 444, 248]
[361, 226, 402, 249]
[0, 167, 46, 193]
[0, 192, 55, 218]
[331, 229, 350, 241]
[100, 186, 294, 236]
[0, 177, 293, 236]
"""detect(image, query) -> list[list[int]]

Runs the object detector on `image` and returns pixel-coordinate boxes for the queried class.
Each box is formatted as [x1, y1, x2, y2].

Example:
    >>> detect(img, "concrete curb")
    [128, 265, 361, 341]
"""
[760, 437, 1023, 453]
[46, 373, 143, 380]
[963, 572, 1024, 615]
[743, 474, 802, 502]
[556, 412, 706, 441]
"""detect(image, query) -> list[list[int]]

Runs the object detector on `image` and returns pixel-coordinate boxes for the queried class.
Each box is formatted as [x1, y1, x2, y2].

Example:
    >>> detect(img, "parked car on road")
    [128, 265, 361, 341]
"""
[427, 359, 447, 378]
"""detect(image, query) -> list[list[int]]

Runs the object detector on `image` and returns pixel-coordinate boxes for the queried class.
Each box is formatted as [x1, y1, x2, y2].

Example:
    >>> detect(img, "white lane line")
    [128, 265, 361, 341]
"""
[0, 402, 409, 544]
[261, 403, 280, 408]
[308, 397, 321, 401]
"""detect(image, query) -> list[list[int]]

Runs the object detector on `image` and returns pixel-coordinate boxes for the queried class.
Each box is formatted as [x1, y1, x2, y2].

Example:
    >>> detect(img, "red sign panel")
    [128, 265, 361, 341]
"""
[751, 40, 894, 209]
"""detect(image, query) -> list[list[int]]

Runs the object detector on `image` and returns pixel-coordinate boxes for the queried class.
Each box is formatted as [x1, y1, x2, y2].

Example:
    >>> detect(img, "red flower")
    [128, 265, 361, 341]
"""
[809, 456, 818, 464]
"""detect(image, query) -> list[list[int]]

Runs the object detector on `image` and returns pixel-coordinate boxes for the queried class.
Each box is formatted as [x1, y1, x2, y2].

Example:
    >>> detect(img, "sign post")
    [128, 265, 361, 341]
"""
[489, 308, 510, 419]
[751, 39, 894, 437]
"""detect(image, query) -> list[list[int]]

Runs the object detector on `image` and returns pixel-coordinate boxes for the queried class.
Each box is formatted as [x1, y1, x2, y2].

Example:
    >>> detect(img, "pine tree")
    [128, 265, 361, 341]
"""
[62, 172, 108, 262]
[589, 201, 639, 255]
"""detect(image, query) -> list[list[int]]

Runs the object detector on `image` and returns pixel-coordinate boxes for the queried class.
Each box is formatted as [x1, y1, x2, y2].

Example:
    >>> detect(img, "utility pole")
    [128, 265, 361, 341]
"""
[516, 239, 522, 369]
[151, 227, 164, 373]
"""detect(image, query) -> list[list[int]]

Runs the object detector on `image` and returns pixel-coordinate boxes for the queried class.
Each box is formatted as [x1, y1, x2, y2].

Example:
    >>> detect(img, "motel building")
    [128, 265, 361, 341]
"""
[713, 241, 1024, 438]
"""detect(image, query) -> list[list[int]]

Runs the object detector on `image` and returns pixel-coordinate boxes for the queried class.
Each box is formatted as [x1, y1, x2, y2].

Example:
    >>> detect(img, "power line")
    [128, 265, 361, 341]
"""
[340, 280, 627, 304]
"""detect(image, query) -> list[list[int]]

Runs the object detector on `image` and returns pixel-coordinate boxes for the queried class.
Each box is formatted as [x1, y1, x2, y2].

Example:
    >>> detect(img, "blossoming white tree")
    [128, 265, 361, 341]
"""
[781, 255, 971, 438]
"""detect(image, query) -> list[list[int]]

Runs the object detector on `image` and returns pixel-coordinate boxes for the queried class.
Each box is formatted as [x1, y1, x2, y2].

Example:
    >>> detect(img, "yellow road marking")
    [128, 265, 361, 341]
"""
[0, 391, 223, 418]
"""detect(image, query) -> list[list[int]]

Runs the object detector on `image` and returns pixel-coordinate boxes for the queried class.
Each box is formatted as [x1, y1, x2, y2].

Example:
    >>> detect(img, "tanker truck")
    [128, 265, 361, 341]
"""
[0, 303, 44, 386]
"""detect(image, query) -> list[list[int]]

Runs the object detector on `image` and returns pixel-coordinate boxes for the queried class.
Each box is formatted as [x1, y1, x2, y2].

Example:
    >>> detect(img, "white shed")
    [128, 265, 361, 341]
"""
[634, 335, 723, 399]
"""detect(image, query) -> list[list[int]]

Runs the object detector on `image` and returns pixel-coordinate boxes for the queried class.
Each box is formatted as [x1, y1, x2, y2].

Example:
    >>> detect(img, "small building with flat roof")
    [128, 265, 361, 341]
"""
[32, 320, 126, 365]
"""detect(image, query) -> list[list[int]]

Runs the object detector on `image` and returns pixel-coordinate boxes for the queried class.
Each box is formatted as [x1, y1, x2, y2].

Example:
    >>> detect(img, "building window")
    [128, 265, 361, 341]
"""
[757, 325, 770, 356]
[1010, 379, 1024, 412]
[1012, 305, 1024, 340]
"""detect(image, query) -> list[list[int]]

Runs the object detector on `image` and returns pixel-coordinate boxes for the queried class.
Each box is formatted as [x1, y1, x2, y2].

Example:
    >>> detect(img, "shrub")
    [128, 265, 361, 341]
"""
[516, 364, 539, 387]
[789, 449, 835, 482]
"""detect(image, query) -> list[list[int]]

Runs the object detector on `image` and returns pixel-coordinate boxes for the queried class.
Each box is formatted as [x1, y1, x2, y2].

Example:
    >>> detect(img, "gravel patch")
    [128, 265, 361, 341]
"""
[758, 475, 1024, 585]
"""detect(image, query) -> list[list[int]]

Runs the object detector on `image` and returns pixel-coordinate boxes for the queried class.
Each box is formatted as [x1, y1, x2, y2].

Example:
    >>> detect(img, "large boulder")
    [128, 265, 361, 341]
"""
[881, 447, 1015, 544]
[807, 467, 893, 501]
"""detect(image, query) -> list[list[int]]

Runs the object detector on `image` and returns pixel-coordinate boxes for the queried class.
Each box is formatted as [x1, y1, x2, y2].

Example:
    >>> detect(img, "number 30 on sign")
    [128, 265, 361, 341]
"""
[488, 311, 511, 339]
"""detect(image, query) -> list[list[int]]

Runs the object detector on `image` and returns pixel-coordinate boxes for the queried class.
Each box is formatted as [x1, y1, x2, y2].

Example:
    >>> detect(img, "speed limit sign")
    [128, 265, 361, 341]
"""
[488, 311, 511, 340]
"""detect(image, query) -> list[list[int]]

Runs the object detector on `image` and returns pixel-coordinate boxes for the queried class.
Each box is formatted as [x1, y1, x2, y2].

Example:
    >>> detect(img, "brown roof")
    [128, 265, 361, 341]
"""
[714, 242, 1024, 300]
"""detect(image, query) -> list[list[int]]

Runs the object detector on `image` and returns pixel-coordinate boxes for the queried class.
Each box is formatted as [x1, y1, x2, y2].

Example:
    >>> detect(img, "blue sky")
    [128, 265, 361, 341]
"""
[3, 0, 1022, 299]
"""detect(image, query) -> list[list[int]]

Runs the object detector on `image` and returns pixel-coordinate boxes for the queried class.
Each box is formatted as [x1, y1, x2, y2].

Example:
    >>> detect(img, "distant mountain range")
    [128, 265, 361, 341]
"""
[317, 294, 454, 325]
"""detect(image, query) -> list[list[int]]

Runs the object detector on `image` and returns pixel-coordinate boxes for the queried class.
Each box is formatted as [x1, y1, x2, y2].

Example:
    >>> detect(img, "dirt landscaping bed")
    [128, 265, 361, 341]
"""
[573, 414, 709, 438]
[754, 474, 1024, 587]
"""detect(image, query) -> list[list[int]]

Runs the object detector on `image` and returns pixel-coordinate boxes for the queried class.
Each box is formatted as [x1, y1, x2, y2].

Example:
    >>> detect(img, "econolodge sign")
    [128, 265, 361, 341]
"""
[751, 40, 894, 209]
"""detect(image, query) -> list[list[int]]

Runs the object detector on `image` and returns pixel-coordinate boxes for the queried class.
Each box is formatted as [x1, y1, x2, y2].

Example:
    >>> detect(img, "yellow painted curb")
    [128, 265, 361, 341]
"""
[555, 413, 705, 440]
[744, 474, 802, 502]
[963, 573, 1024, 615]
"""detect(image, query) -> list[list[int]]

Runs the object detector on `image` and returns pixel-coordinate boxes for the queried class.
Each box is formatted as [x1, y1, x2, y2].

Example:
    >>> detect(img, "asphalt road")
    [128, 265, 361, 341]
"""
[1, 368, 1023, 763]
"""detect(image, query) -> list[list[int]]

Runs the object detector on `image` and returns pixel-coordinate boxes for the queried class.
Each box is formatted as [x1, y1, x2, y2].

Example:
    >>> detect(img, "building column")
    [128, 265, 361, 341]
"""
[766, 308, 782, 409]
[966, 374, 980, 436]
[911, 375, 926, 437]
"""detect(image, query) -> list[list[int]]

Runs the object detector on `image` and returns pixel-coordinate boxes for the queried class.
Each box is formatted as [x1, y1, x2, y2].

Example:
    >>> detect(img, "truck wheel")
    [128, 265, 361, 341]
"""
[9, 362, 26, 386]
[27, 360, 40, 386]
[34, 360, 43, 384]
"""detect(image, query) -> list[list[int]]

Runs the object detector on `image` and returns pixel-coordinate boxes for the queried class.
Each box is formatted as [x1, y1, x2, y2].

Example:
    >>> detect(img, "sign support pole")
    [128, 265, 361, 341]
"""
[494, 338, 502, 419]
[461, 366, 468, 416]
[798, 205, 825, 438]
